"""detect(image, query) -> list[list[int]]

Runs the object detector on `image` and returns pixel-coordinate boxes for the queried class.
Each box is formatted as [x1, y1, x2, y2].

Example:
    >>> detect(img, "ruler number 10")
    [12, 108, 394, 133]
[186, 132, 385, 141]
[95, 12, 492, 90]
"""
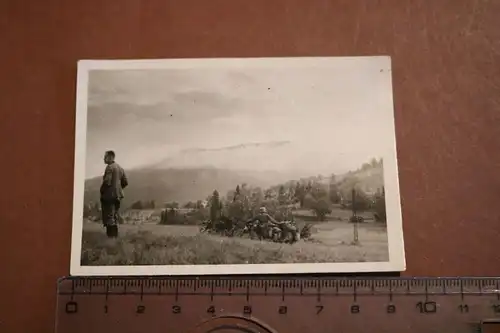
[416, 301, 437, 314]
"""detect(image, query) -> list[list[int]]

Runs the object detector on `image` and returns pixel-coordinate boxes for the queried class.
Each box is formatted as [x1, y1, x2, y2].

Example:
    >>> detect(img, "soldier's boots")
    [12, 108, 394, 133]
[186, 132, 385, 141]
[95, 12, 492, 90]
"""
[106, 225, 119, 238]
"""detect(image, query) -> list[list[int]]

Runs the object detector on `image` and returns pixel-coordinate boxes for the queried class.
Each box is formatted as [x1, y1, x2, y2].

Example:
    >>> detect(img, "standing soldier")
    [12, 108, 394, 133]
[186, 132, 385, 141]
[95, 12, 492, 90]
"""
[100, 150, 128, 238]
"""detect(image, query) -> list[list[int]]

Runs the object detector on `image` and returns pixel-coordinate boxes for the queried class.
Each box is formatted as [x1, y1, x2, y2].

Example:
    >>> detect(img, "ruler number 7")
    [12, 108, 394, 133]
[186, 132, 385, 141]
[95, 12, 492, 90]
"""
[316, 305, 324, 314]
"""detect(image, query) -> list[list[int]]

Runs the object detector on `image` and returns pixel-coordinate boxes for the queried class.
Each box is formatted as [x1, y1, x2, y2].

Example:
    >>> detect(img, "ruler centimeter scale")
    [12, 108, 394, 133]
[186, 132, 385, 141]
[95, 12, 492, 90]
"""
[56, 277, 500, 333]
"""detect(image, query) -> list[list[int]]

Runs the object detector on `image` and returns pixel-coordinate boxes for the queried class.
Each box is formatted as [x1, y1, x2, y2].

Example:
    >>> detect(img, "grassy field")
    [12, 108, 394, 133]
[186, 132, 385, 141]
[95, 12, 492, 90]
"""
[81, 220, 389, 266]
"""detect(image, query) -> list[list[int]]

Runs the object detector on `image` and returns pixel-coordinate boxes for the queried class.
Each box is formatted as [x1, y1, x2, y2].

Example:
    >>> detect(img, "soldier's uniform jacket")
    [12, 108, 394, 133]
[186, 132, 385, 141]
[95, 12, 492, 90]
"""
[253, 213, 278, 225]
[100, 162, 128, 201]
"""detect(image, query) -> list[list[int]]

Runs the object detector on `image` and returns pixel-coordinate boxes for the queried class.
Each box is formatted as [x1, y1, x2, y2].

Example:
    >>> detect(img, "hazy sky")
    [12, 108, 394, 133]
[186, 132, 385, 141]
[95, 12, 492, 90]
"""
[84, 57, 395, 179]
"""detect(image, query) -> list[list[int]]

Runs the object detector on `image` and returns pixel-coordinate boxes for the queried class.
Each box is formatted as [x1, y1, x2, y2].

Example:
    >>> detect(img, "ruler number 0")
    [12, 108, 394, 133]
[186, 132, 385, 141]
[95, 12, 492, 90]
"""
[65, 301, 78, 314]
[387, 304, 396, 314]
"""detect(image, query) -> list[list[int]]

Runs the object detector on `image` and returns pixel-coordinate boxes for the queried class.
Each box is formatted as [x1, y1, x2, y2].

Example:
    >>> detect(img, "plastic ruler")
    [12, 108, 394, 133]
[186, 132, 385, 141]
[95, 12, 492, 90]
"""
[56, 277, 500, 333]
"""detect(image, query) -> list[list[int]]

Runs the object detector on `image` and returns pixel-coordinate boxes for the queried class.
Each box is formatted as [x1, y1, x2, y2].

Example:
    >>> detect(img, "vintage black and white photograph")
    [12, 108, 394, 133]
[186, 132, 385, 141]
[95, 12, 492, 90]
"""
[70, 56, 405, 275]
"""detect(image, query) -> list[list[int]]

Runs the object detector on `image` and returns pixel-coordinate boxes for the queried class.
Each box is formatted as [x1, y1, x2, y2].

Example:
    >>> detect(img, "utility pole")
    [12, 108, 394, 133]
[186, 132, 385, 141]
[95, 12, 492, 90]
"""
[352, 188, 359, 245]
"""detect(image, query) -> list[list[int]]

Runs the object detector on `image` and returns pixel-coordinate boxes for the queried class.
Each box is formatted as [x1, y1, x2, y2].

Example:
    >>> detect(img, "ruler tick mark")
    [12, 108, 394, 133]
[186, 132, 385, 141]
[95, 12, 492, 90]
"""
[71, 280, 75, 301]
[460, 280, 464, 301]
[497, 281, 499, 301]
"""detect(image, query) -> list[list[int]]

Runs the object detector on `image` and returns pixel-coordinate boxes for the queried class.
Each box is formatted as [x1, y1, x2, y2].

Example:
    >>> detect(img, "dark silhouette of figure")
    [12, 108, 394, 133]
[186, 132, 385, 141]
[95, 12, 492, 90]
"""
[100, 150, 128, 238]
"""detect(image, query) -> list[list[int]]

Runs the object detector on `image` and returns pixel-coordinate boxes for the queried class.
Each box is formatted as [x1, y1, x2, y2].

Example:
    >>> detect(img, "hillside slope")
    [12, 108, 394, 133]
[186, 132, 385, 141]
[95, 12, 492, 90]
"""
[83, 167, 290, 208]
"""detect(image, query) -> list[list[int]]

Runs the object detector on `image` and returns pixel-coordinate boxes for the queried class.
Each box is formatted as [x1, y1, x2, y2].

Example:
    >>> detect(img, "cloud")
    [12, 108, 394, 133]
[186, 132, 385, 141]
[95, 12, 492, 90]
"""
[83, 58, 394, 178]
[87, 89, 244, 134]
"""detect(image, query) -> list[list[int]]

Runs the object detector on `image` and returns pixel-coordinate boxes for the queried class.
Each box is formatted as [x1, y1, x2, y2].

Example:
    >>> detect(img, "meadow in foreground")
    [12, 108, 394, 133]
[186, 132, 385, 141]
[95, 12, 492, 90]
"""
[81, 221, 388, 266]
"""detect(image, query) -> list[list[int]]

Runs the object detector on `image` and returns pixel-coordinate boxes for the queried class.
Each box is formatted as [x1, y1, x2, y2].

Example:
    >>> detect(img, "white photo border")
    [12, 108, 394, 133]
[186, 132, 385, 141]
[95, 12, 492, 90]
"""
[70, 56, 406, 276]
